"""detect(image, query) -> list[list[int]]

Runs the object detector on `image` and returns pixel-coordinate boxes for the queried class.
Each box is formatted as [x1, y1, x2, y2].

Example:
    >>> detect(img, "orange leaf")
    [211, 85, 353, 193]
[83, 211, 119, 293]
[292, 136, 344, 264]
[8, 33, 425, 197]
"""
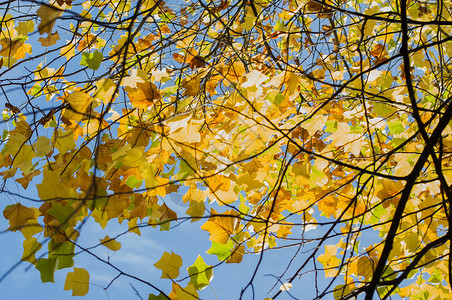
[127, 82, 161, 109]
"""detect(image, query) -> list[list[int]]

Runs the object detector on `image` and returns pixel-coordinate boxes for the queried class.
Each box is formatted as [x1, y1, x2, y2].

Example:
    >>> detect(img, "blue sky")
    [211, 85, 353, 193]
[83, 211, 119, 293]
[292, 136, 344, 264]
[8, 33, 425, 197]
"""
[0, 192, 322, 299]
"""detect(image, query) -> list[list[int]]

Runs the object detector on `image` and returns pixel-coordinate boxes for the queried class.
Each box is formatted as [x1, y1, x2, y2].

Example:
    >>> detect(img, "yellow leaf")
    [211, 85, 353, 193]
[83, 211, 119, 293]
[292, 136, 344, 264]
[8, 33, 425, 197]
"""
[91, 209, 108, 229]
[94, 78, 117, 104]
[186, 200, 205, 222]
[356, 256, 375, 280]
[317, 245, 341, 278]
[34, 136, 53, 157]
[154, 251, 183, 279]
[20, 217, 43, 239]
[0, 39, 23, 57]
[301, 114, 327, 136]
[167, 115, 203, 144]
[16, 21, 34, 36]
[63, 91, 94, 121]
[12, 144, 34, 171]
[0, 38, 31, 60]
[60, 43, 75, 60]
[54, 129, 76, 154]
[37, 169, 70, 201]
[242, 8, 256, 31]
[223, 61, 246, 84]
[3, 203, 35, 232]
[182, 186, 206, 203]
[317, 195, 337, 217]
[64, 268, 90, 296]
[37, 5, 62, 35]
[200, 209, 237, 244]
[21, 237, 42, 264]
[120, 147, 144, 167]
[16, 170, 41, 190]
[226, 245, 245, 264]
[241, 70, 268, 88]
[99, 235, 121, 251]
[126, 82, 160, 109]
[128, 218, 141, 235]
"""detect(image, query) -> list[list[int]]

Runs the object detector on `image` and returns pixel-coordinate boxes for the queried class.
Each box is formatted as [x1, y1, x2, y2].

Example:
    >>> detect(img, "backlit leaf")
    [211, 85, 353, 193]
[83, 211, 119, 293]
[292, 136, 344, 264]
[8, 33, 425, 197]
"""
[201, 209, 237, 244]
[36, 258, 59, 283]
[80, 50, 103, 70]
[187, 255, 213, 290]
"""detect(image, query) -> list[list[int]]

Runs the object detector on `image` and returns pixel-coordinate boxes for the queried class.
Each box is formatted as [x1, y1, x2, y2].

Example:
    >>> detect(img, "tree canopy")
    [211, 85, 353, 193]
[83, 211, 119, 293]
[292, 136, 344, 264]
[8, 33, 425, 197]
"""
[1, 0, 452, 299]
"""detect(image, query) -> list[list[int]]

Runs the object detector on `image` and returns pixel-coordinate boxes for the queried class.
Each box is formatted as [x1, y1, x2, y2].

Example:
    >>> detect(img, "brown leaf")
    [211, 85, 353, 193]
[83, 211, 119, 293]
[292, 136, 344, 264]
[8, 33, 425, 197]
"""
[306, 1, 323, 12]
[56, 0, 73, 5]
[173, 53, 186, 64]
[39, 109, 56, 125]
[211, 0, 228, 13]
[181, 74, 201, 96]
[160, 24, 171, 34]
[37, 5, 62, 35]
[5, 102, 19, 114]
[3, 203, 35, 231]
[188, 55, 206, 69]
[370, 44, 386, 57]
[38, 32, 60, 47]
[158, 203, 177, 222]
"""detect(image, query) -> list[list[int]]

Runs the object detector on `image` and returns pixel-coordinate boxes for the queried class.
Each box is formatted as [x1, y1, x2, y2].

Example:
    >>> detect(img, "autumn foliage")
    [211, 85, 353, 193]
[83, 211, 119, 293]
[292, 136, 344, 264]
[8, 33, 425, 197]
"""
[1, 0, 452, 299]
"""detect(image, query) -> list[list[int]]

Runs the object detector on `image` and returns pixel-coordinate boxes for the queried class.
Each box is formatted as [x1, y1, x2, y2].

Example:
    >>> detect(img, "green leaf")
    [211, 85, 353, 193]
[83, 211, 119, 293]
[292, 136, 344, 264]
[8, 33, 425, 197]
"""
[428, 268, 442, 283]
[48, 240, 75, 270]
[325, 120, 338, 133]
[125, 175, 142, 188]
[36, 257, 58, 283]
[206, 240, 234, 261]
[80, 50, 103, 70]
[148, 293, 169, 300]
[333, 284, 352, 300]
[388, 121, 404, 135]
[373, 102, 396, 118]
[187, 255, 213, 290]
[47, 202, 73, 230]
[350, 125, 364, 134]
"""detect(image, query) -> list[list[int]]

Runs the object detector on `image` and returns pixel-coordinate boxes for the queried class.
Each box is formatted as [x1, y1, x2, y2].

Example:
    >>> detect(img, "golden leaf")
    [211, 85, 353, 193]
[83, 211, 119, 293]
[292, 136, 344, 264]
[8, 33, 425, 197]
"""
[201, 209, 238, 244]
[63, 91, 94, 121]
[126, 82, 161, 109]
